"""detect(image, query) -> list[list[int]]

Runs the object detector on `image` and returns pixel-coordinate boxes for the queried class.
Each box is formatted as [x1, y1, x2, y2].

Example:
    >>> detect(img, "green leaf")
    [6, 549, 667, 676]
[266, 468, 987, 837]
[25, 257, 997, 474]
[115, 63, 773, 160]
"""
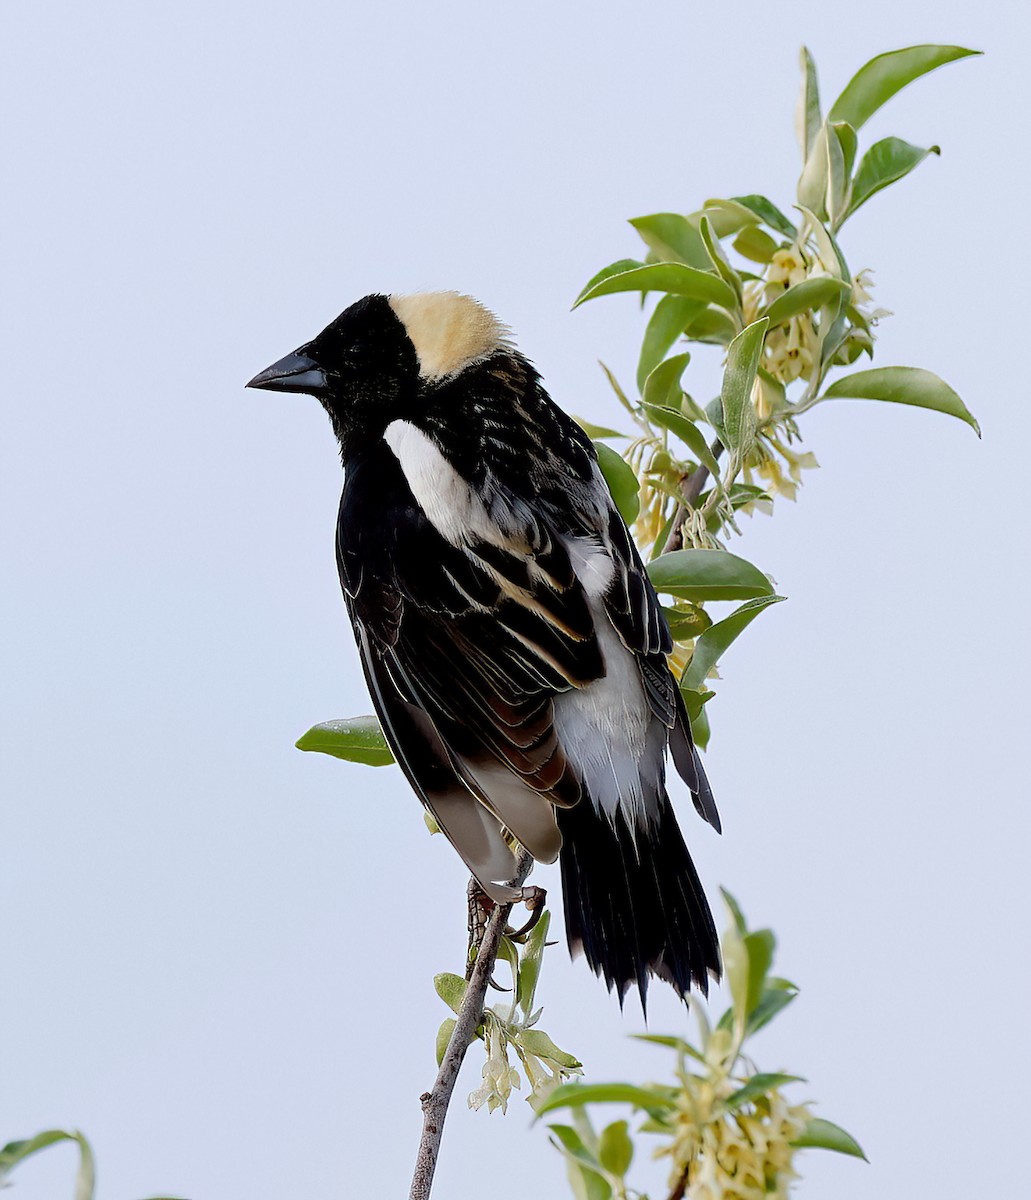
[642, 404, 720, 478]
[549, 1124, 601, 1169]
[518, 1028, 582, 1070]
[631, 1033, 707, 1064]
[594, 442, 641, 524]
[642, 353, 691, 410]
[792, 1117, 868, 1161]
[435, 1018, 457, 1066]
[574, 262, 737, 310]
[719, 888, 748, 934]
[690, 697, 711, 749]
[718, 318, 769, 455]
[698, 215, 742, 305]
[828, 44, 980, 130]
[725, 1073, 805, 1112]
[536, 1082, 676, 1119]
[549, 1128, 612, 1200]
[699, 198, 762, 238]
[847, 137, 940, 219]
[796, 46, 822, 160]
[732, 194, 798, 239]
[684, 305, 739, 345]
[827, 121, 858, 226]
[573, 417, 626, 440]
[763, 277, 850, 327]
[575, 259, 645, 306]
[598, 362, 635, 415]
[744, 928, 776, 1015]
[295, 716, 395, 767]
[797, 123, 829, 219]
[748, 980, 800, 1034]
[821, 366, 979, 435]
[598, 1121, 634, 1178]
[679, 686, 715, 726]
[662, 603, 712, 641]
[74, 1136, 95, 1200]
[648, 549, 773, 601]
[433, 972, 468, 1015]
[680, 595, 785, 690]
[637, 297, 705, 392]
[629, 213, 709, 268]
[0, 1130, 95, 1200]
[516, 909, 551, 1016]
[732, 225, 779, 264]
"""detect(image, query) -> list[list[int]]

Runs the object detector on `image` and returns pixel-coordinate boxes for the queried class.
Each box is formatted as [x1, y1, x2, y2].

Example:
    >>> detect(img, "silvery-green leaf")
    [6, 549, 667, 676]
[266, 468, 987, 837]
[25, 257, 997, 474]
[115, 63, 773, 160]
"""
[519, 1028, 582, 1070]
[598, 1120, 634, 1178]
[637, 296, 705, 392]
[764, 277, 849, 327]
[827, 121, 858, 226]
[647, 549, 773, 601]
[536, 1082, 676, 1118]
[828, 44, 980, 130]
[573, 417, 627, 439]
[732, 225, 779, 264]
[822, 366, 979, 434]
[797, 124, 829, 219]
[847, 137, 940, 219]
[516, 910, 551, 1016]
[574, 259, 644, 306]
[719, 318, 769, 455]
[295, 716, 395, 767]
[641, 403, 720, 478]
[792, 1117, 868, 1160]
[435, 1018, 457, 1066]
[698, 214, 742, 305]
[575, 263, 736, 310]
[795, 46, 822, 159]
[725, 1073, 805, 1112]
[685, 305, 739, 345]
[629, 213, 709, 268]
[433, 972, 468, 1015]
[642, 353, 691, 410]
[698, 198, 762, 237]
[680, 595, 785, 690]
[731, 194, 798, 239]
[594, 442, 641, 524]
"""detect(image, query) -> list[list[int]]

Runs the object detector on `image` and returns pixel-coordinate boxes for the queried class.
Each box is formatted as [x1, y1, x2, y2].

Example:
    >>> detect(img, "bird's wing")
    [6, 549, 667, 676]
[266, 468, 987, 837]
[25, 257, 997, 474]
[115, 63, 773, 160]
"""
[337, 447, 600, 889]
[596, 502, 720, 832]
[427, 349, 719, 833]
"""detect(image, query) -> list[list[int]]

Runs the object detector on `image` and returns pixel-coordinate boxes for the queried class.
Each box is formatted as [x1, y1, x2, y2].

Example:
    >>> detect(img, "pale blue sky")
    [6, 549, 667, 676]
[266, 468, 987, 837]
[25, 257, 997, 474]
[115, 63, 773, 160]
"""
[3, 2, 1028, 1197]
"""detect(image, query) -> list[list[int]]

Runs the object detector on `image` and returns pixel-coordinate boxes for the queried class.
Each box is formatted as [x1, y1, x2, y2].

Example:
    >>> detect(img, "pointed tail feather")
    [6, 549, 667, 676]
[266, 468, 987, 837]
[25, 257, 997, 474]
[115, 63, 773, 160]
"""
[558, 793, 720, 1008]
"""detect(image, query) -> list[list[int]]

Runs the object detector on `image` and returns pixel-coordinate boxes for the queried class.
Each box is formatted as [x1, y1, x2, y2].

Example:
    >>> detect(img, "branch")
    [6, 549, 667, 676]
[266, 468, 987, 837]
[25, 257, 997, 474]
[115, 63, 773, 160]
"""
[409, 849, 535, 1200]
[665, 438, 725, 552]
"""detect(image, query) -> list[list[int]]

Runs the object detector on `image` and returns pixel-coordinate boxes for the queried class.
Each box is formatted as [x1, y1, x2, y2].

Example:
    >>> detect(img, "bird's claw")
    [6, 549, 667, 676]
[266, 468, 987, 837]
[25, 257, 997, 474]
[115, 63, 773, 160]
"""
[465, 880, 547, 974]
[504, 886, 547, 941]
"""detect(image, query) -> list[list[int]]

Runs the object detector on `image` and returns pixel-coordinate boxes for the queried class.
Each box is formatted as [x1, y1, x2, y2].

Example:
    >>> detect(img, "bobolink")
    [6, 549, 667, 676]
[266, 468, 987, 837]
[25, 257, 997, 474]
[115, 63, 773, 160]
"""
[248, 292, 720, 1003]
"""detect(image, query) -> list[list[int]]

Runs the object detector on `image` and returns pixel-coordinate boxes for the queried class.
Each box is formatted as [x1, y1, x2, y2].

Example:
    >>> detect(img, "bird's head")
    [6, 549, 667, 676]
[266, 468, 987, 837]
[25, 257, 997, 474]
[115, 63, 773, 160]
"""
[246, 291, 510, 449]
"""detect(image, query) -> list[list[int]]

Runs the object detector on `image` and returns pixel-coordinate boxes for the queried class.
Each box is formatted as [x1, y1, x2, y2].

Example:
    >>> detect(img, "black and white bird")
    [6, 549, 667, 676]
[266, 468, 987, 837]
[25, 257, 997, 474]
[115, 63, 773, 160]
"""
[248, 291, 721, 1004]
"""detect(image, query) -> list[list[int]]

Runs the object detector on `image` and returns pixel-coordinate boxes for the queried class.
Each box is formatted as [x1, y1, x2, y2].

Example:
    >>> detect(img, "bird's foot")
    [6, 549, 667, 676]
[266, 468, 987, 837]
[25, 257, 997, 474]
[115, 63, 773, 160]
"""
[465, 880, 548, 980]
[505, 885, 547, 942]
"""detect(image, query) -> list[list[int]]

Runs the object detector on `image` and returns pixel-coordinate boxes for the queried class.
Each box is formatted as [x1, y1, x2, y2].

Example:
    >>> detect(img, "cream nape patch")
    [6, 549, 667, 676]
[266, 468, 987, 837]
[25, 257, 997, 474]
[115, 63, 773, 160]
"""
[388, 292, 510, 380]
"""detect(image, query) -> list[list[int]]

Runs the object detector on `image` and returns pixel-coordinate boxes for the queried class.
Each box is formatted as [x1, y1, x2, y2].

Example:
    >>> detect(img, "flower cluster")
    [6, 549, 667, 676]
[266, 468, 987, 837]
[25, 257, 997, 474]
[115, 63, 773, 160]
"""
[468, 1011, 582, 1115]
[658, 1029, 812, 1200]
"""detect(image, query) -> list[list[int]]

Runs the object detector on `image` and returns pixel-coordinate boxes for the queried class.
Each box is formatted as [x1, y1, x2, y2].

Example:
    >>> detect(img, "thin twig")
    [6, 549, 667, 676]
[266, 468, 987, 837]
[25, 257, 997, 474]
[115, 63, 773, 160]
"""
[665, 438, 725, 552]
[666, 1158, 692, 1200]
[409, 850, 535, 1200]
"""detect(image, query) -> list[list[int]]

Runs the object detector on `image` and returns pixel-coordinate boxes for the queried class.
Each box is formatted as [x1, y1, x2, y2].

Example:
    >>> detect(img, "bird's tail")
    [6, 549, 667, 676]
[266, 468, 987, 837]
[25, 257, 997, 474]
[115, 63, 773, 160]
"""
[557, 792, 720, 1008]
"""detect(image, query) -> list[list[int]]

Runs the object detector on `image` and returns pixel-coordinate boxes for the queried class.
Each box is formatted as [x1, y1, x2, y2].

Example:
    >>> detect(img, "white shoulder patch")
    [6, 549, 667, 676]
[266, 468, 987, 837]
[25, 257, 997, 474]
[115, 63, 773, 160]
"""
[384, 419, 499, 547]
[388, 291, 510, 380]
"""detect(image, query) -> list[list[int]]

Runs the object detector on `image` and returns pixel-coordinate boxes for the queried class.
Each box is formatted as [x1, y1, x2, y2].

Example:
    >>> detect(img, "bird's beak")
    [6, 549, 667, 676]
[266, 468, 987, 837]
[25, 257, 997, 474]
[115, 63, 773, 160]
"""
[246, 350, 330, 397]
